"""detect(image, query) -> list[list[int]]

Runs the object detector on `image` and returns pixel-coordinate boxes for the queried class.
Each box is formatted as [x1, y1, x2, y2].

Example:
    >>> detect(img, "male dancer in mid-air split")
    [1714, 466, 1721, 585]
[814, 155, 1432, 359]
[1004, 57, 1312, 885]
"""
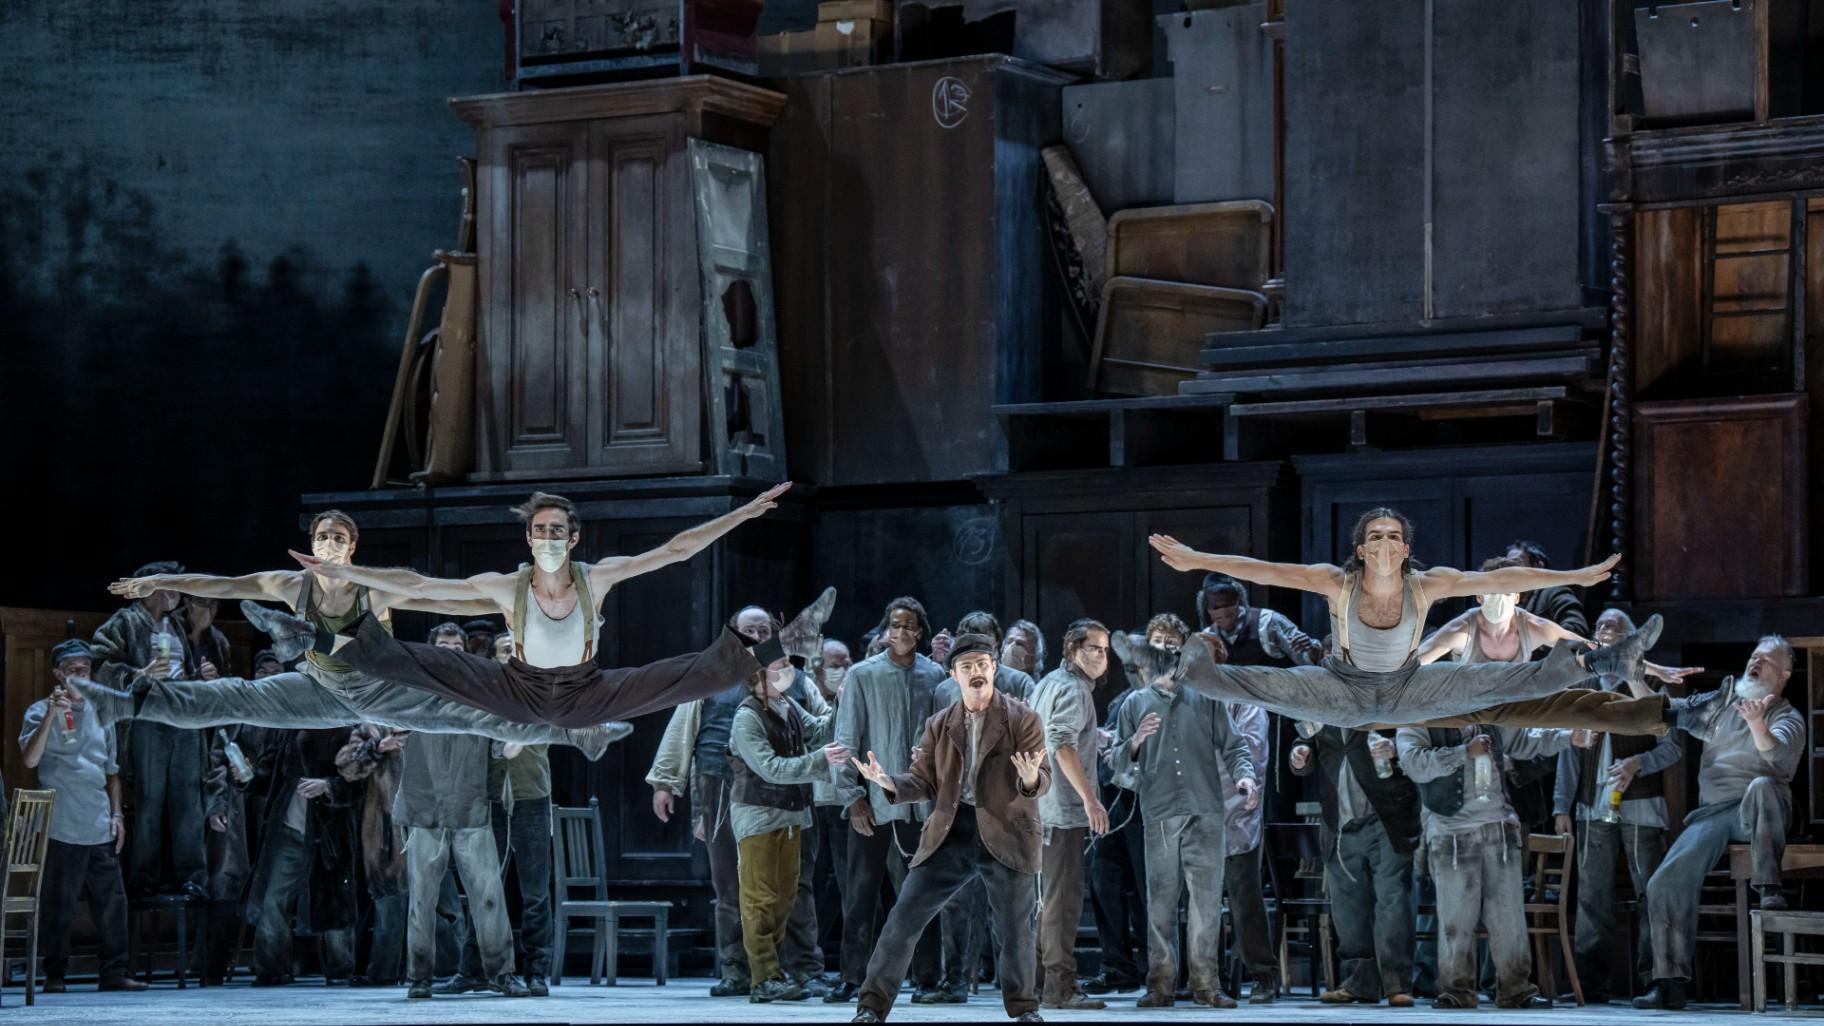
[250, 485, 819, 730]
[70, 509, 629, 757]
[1148, 508, 1669, 733]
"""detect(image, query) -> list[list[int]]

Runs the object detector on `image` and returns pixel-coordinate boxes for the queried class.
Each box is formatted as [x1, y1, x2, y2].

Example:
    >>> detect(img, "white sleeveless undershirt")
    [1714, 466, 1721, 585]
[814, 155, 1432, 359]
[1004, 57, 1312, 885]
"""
[520, 595, 602, 668]
[1345, 584, 1419, 673]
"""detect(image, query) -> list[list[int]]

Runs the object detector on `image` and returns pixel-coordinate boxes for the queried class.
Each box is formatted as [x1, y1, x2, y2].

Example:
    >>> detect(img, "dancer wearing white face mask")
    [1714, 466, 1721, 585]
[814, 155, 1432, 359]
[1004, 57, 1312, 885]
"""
[71, 511, 629, 756]
[1149, 509, 1670, 733]
[235, 487, 825, 732]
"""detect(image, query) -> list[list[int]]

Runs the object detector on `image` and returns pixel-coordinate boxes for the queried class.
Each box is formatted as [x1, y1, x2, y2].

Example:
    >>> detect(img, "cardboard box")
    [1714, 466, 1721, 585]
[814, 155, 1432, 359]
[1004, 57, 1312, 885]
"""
[813, 16, 890, 68]
[818, 0, 892, 23]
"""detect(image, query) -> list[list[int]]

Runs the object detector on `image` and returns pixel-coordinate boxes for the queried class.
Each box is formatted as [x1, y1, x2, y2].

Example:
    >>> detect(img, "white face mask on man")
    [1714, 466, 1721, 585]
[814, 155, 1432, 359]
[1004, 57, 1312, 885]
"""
[530, 539, 569, 573]
[1479, 594, 1517, 626]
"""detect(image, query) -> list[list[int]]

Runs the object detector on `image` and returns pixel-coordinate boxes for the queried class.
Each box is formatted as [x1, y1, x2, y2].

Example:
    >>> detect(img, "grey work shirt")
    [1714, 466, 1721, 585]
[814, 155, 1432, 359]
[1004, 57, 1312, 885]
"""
[1552, 697, 1682, 829]
[393, 732, 491, 830]
[1674, 677, 1805, 808]
[1032, 665, 1101, 830]
[1334, 729, 1380, 830]
[728, 696, 836, 842]
[19, 699, 117, 846]
[1222, 703, 1269, 854]
[1107, 684, 1254, 823]
[960, 709, 986, 807]
[832, 651, 943, 823]
[1397, 726, 1572, 841]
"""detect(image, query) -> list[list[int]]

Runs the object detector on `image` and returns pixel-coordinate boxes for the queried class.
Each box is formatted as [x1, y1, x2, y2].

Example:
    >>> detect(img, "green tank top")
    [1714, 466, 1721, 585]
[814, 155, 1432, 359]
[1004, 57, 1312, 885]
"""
[299, 575, 390, 674]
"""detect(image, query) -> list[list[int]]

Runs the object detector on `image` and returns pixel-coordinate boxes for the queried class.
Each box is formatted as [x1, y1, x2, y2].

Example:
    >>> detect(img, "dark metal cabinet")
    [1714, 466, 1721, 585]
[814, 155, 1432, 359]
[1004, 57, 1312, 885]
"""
[456, 78, 785, 482]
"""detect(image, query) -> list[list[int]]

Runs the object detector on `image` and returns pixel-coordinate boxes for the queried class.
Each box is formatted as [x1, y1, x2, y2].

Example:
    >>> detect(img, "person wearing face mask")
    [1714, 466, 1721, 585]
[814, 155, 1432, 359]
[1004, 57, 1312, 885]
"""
[847, 635, 1050, 1024]
[811, 638, 854, 969]
[645, 601, 838, 998]
[1149, 509, 1670, 734]
[1634, 636, 1805, 1010]
[77, 512, 629, 757]
[1000, 621, 1044, 680]
[728, 656, 850, 1002]
[88, 559, 210, 899]
[1031, 618, 1114, 1011]
[256, 488, 812, 734]
[828, 597, 946, 1004]
[1197, 573, 1324, 667]
[1106, 626, 1257, 1009]
[1551, 608, 1689, 1005]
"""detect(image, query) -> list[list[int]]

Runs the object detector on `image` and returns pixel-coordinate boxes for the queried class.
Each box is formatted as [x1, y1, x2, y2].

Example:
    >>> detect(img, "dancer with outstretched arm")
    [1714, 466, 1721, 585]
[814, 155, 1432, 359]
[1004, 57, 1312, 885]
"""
[69, 509, 627, 757]
[245, 485, 824, 729]
[1148, 508, 1668, 734]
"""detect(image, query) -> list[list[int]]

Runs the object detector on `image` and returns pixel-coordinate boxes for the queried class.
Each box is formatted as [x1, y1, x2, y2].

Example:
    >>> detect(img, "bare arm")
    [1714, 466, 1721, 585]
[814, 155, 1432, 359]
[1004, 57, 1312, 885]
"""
[1148, 534, 1344, 597]
[1526, 612, 1592, 649]
[1420, 552, 1618, 601]
[110, 571, 301, 604]
[1416, 612, 1474, 665]
[589, 482, 791, 593]
[289, 551, 515, 607]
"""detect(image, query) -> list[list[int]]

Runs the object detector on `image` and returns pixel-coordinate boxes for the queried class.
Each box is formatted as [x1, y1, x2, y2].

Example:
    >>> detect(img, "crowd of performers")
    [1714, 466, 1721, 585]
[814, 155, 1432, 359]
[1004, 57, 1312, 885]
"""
[18, 487, 1802, 1020]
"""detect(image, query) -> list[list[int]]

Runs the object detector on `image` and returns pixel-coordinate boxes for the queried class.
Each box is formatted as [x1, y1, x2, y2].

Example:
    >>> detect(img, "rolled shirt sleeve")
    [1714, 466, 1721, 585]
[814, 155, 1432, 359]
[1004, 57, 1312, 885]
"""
[1395, 726, 1466, 783]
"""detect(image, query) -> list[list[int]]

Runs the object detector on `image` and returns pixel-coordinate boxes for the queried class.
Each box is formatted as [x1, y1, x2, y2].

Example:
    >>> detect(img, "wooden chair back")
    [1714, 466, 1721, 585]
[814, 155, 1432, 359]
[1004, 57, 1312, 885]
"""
[552, 797, 608, 903]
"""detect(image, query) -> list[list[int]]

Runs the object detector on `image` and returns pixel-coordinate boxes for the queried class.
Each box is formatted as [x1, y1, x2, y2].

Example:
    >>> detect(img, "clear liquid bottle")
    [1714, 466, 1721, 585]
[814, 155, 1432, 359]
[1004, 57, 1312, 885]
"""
[1472, 751, 1495, 800]
[219, 728, 253, 782]
[1600, 784, 1623, 824]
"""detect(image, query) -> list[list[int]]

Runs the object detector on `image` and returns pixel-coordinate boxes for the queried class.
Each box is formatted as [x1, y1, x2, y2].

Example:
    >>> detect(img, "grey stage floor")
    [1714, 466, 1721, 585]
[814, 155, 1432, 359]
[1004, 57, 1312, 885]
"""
[2, 977, 1818, 1025]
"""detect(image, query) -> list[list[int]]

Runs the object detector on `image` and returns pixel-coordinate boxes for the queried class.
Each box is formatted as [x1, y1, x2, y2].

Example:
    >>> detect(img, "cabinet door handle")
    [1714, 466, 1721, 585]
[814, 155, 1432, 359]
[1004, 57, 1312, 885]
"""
[587, 286, 609, 346]
[568, 287, 586, 340]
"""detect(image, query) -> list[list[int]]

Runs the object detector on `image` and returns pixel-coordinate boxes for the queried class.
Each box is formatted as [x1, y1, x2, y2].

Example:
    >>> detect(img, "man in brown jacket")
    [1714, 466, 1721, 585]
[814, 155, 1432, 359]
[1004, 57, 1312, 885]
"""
[848, 633, 1049, 1023]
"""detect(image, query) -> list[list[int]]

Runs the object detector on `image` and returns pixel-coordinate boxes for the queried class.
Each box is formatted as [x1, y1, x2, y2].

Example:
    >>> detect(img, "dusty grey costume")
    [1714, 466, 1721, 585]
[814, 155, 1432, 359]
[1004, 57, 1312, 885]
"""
[1645, 678, 1803, 982]
[1176, 574, 1666, 733]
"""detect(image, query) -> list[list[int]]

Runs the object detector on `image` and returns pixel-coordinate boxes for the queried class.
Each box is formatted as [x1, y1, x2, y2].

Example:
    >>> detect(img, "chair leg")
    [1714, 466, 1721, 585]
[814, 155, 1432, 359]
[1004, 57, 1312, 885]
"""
[177, 906, 188, 989]
[590, 917, 604, 986]
[1558, 918, 1583, 1007]
[1751, 917, 1767, 1013]
[603, 913, 618, 986]
[655, 911, 668, 986]
[1319, 914, 1335, 993]
[552, 912, 566, 985]
[1, 910, 12, 1008]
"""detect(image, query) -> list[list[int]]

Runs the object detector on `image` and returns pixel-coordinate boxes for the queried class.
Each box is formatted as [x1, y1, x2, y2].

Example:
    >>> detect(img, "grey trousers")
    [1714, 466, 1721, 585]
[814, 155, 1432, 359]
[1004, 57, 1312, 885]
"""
[407, 826, 513, 983]
[1573, 818, 1666, 995]
[1430, 824, 1537, 1007]
[1179, 642, 1598, 729]
[1039, 825, 1089, 1002]
[1327, 820, 1414, 999]
[1647, 779, 1790, 980]
[695, 774, 748, 980]
[1143, 814, 1227, 996]
[127, 662, 611, 749]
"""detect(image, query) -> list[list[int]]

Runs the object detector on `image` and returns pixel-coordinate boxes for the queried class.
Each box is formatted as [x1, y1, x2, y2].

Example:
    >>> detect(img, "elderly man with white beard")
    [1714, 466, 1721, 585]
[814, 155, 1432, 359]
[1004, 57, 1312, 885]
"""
[1633, 635, 1804, 1010]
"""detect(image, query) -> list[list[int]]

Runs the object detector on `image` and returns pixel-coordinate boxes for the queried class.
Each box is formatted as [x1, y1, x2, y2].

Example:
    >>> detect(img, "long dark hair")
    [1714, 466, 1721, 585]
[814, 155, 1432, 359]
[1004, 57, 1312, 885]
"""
[1342, 507, 1415, 576]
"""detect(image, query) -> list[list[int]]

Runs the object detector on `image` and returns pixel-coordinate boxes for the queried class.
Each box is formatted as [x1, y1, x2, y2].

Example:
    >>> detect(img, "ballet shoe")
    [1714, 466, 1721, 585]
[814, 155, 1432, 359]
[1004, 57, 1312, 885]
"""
[240, 600, 320, 663]
[1583, 613, 1662, 686]
[780, 587, 837, 669]
[569, 721, 634, 761]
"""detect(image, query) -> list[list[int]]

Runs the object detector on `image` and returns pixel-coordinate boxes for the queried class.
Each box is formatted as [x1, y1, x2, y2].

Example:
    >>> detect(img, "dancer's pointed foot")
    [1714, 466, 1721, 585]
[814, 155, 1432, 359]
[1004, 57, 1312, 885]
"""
[240, 601, 319, 663]
[1175, 631, 1224, 683]
[1584, 613, 1663, 685]
[569, 721, 634, 761]
[62, 677, 136, 726]
[779, 587, 837, 668]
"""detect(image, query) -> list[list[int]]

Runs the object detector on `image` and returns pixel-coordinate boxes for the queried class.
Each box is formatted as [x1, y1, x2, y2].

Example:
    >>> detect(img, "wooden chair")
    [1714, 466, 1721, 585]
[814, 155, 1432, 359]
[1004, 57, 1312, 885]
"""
[1751, 909, 1824, 1012]
[1523, 832, 1583, 1007]
[0, 790, 56, 1007]
[1265, 821, 1334, 995]
[126, 892, 208, 987]
[551, 798, 670, 986]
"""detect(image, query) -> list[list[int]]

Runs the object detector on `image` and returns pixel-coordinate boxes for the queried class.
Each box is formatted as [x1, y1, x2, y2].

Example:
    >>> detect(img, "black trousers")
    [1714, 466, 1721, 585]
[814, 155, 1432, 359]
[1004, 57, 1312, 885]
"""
[40, 838, 130, 980]
[812, 804, 850, 957]
[126, 721, 208, 894]
[1225, 842, 1279, 986]
[841, 816, 938, 988]
[858, 806, 1039, 1020]
[1087, 796, 1148, 983]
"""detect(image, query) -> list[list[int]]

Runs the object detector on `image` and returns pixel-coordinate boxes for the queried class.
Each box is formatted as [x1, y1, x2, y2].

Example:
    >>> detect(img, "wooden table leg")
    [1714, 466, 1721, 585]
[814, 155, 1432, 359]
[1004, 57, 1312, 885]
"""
[1737, 878, 1752, 1010]
[1751, 911, 1766, 1012]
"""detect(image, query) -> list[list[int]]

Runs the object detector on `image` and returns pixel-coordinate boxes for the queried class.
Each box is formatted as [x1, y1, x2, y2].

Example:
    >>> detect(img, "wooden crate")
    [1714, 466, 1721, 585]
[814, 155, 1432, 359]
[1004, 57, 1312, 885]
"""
[1090, 277, 1266, 397]
[1108, 200, 1273, 290]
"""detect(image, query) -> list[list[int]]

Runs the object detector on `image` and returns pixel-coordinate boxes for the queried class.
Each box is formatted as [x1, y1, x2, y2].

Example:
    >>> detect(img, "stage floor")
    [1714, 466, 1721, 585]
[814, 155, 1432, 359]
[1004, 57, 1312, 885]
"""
[2, 977, 1815, 1024]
